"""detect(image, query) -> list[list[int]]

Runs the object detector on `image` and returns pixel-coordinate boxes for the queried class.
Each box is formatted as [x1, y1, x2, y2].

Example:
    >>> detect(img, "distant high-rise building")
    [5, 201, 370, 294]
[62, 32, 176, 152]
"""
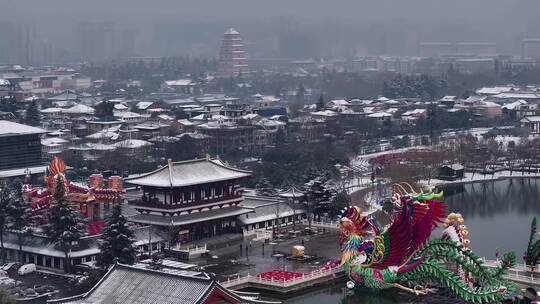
[522, 38, 540, 59]
[217, 28, 249, 78]
[77, 21, 116, 62]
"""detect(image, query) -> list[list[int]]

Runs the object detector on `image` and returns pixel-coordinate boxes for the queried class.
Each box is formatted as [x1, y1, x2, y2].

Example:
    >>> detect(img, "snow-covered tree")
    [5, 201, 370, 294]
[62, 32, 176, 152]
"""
[0, 182, 15, 264]
[24, 100, 40, 126]
[44, 175, 87, 273]
[304, 177, 334, 229]
[96, 201, 136, 269]
[6, 180, 32, 263]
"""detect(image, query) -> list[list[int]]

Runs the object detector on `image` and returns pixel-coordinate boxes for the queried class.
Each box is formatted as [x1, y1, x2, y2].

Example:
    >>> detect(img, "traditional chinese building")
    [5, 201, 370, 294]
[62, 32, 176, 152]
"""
[125, 157, 253, 243]
[217, 28, 250, 78]
[50, 263, 272, 304]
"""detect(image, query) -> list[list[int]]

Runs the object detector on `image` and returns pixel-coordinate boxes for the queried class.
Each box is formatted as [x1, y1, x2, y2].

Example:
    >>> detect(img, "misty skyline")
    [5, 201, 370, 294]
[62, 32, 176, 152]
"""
[1, 0, 540, 64]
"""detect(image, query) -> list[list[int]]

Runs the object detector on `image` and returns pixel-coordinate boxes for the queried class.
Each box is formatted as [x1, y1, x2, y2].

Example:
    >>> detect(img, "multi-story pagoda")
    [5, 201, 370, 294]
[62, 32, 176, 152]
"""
[125, 157, 253, 243]
[217, 28, 250, 78]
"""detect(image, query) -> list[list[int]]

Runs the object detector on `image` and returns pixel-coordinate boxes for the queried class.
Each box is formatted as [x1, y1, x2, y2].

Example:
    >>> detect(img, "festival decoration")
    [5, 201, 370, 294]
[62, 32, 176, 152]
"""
[338, 188, 516, 303]
[257, 270, 304, 282]
[22, 156, 124, 235]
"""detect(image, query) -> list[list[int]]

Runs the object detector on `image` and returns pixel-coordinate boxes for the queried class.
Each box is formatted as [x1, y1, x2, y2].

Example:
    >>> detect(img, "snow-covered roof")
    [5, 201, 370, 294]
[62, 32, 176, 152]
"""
[136, 101, 154, 110]
[48, 90, 79, 101]
[442, 164, 465, 171]
[114, 104, 128, 110]
[377, 97, 390, 101]
[24, 95, 39, 102]
[0, 120, 46, 137]
[328, 99, 350, 106]
[493, 93, 540, 100]
[311, 110, 338, 117]
[0, 165, 48, 178]
[402, 109, 427, 116]
[63, 104, 95, 114]
[41, 137, 69, 146]
[115, 111, 142, 119]
[86, 131, 120, 141]
[502, 99, 527, 110]
[115, 139, 153, 149]
[177, 119, 199, 126]
[157, 114, 174, 121]
[475, 86, 514, 95]
[239, 196, 304, 225]
[134, 122, 169, 130]
[367, 112, 392, 118]
[463, 95, 486, 103]
[125, 158, 251, 188]
[520, 116, 540, 123]
[241, 113, 260, 120]
[192, 113, 228, 121]
[257, 119, 286, 128]
[440, 96, 457, 101]
[480, 101, 501, 108]
[0, 79, 10, 86]
[40, 107, 63, 114]
[177, 132, 211, 140]
[225, 28, 240, 35]
[165, 79, 194, 86]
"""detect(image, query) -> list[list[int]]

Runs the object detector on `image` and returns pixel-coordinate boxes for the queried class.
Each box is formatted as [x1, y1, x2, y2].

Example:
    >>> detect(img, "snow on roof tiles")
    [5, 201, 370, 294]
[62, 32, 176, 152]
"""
[0, 120, 46, 137]
[125, 158, 251, 188]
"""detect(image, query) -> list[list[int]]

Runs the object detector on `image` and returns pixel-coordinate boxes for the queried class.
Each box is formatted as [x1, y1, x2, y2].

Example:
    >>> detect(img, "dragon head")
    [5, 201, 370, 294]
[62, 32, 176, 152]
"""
[339, 206, 376, 265]
[339, 206, 370, 238]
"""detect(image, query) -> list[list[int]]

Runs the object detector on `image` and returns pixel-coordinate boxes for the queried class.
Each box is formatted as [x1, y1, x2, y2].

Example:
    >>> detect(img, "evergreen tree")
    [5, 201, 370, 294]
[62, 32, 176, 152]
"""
[274, 128, 286, 146]
[24, 100, 40, 126]
[44, 176, 87, 273]
[6, 180, 31, 263]
[96, 202, 137, 269]
[0, 182, 14, 264]
[316, 94, 325, 111]
[526, 216, 539, 267]
[295, 83, 306, 103]
[94, 101, 114, 119]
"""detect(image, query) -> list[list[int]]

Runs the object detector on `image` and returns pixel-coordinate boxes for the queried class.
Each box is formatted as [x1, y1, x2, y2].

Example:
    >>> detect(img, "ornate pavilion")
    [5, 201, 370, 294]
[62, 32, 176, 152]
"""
[125, 157, 254, 243]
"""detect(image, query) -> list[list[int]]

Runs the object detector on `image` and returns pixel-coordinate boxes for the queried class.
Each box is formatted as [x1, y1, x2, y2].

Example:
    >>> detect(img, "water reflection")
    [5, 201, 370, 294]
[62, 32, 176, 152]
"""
[280, 286, 462, 304]
[444, 178, 540, 258]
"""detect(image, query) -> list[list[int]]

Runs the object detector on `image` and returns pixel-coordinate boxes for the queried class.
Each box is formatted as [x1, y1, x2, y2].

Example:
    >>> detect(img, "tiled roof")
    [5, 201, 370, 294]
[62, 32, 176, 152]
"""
[124, 158, 251, 188]
[0, 120, 46, 137]
[66, 264, 213, 304]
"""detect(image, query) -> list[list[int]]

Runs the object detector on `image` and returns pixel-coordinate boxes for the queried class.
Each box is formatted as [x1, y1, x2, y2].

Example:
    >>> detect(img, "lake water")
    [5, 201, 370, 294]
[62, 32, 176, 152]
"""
[443, 178, 540, 259]
[272, 178, 540, 303]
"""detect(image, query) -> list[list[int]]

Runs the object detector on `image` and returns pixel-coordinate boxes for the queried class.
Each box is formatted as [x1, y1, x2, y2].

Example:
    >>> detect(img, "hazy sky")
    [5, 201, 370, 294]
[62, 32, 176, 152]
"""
[0, 0, 528, 19]
[1, 0, 539, 62]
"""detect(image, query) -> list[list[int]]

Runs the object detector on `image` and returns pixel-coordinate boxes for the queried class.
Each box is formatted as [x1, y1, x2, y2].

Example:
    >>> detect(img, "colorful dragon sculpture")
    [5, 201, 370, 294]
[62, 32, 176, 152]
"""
[338, 185, 516, 303]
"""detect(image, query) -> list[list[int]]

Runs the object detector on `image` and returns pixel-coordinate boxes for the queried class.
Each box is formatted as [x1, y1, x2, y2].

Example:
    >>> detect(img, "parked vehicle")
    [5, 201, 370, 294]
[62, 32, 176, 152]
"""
[17, 264, 36, 275]
[1, 262, 21, 271]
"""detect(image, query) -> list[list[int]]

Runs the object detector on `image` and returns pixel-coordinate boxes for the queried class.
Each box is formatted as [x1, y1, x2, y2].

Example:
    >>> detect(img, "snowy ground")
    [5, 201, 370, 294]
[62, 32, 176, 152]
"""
[421, 170, 540, 187]
[351, 146, 430, 164]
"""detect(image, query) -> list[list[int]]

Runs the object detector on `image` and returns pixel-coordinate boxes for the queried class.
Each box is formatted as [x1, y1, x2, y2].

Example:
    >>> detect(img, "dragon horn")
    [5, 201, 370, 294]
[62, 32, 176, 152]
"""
[393, 183, 408, 196]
